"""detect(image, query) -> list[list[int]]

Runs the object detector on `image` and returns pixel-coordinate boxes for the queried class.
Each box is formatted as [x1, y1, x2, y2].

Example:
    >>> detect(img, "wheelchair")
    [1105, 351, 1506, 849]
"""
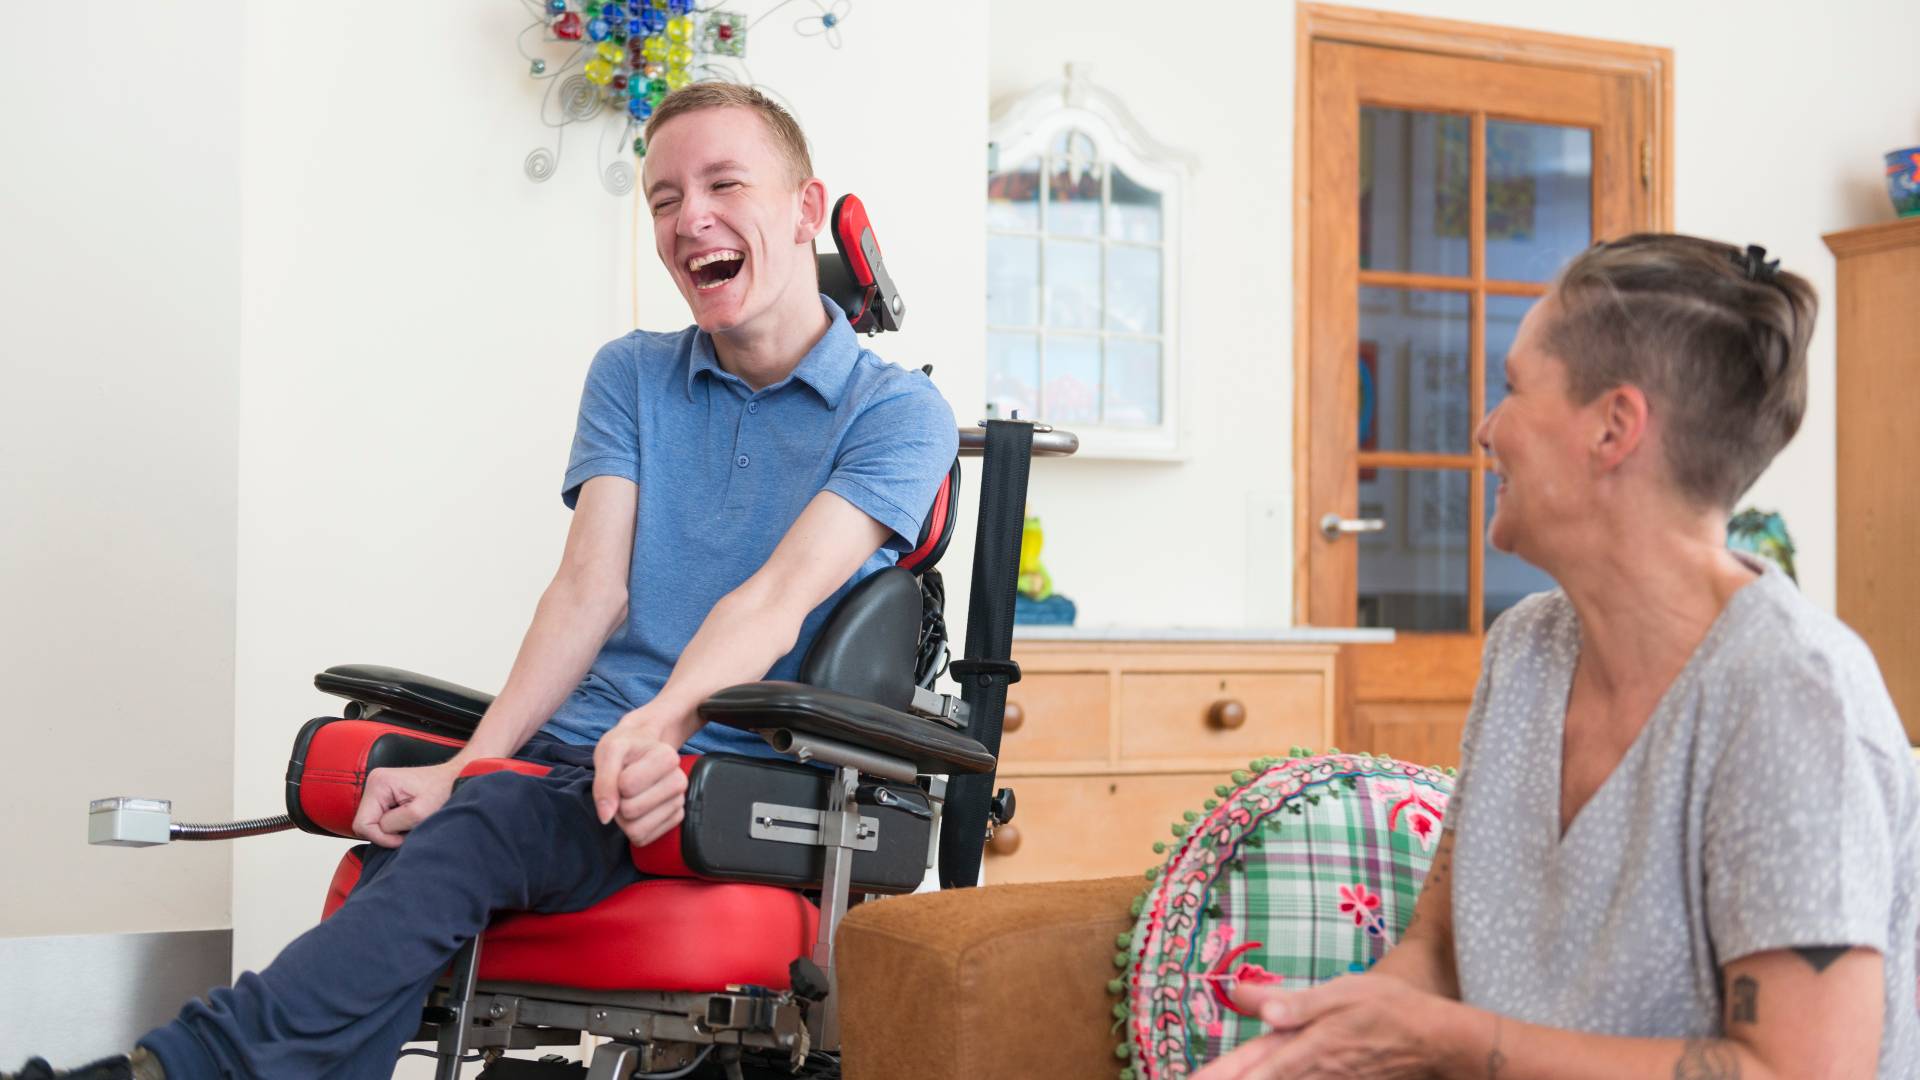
[87, 195, 1078, 1080]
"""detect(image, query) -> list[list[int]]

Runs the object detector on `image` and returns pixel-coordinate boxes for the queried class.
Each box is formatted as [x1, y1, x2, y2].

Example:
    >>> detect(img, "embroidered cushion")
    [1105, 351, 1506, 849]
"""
[1112, 751, 1454, 1078]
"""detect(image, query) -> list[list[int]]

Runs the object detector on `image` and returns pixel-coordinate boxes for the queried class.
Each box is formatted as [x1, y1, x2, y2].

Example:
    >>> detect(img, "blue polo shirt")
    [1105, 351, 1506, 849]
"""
[539, 297, 958, 758]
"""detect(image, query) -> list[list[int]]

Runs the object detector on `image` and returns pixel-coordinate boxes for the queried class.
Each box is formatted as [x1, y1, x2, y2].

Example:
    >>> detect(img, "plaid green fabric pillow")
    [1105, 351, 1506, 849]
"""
[1113, 752, 1454, 1079]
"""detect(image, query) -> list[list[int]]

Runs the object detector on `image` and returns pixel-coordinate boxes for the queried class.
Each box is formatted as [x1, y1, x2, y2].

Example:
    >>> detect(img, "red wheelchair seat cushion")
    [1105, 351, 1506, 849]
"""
[324, 851, 820, 992]
[482, 879, 821, 991]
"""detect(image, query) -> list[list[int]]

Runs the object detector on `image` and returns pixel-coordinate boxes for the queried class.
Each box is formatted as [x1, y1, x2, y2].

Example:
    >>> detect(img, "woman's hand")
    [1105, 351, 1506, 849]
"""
[352, 760, 464, 848]
[1192, 974, 1443, 1080]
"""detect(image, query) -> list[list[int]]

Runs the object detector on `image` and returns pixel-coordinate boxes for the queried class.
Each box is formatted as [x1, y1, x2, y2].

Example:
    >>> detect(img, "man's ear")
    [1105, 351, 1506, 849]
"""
[796, 177, 829, 244]
[1592, 383, 1650, 473]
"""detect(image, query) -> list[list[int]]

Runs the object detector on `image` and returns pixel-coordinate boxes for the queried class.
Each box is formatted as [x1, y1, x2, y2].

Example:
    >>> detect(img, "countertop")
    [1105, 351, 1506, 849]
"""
[1011, 625, 1395, 644]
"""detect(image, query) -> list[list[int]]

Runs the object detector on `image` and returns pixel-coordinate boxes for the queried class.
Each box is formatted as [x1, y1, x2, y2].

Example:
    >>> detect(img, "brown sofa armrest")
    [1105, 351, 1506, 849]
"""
[838, 875, 1148, 1080]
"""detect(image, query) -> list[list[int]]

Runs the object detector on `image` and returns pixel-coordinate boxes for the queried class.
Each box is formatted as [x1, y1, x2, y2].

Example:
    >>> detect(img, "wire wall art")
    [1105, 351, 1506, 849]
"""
[515, 0, 854, 196]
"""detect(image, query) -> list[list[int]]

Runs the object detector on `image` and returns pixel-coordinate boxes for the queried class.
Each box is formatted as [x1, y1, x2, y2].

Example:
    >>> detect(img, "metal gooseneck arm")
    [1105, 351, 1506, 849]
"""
[170, 814, 295, 841]
[88, 797, 294, 847]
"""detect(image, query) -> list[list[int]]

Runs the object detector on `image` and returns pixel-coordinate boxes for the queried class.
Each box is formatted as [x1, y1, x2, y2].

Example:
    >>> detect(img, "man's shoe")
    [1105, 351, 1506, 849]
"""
[3, 1049, 163, 1080]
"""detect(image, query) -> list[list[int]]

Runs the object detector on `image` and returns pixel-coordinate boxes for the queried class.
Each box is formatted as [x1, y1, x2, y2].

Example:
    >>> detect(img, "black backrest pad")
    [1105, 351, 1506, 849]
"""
[796, 566, 920, 711]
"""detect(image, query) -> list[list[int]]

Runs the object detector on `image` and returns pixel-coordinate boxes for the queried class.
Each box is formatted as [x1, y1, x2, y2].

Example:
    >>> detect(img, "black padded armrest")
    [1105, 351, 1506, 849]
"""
[313, 664, 495, 736]
[698, 681, 995, 775]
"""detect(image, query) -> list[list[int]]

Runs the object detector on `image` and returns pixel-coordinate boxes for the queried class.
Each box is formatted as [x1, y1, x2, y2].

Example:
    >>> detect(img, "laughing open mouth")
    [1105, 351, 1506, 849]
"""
[688, 250, 744, 291]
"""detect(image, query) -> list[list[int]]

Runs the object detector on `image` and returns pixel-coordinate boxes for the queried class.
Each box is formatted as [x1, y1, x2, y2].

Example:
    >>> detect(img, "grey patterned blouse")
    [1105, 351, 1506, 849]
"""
[1449, 559, 1919, 1077]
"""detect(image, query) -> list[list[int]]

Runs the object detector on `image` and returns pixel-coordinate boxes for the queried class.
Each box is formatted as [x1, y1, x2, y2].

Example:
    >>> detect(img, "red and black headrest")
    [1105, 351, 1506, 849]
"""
[898, 459, 960, 575]
[816, 193, 904, 334]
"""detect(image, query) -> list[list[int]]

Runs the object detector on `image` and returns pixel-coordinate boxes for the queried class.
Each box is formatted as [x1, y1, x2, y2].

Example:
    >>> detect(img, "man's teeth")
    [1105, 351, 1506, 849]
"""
[687, 250, 744, 271]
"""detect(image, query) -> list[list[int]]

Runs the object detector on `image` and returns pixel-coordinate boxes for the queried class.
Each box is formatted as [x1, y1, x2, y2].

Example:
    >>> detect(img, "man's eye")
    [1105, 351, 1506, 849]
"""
[713, 180, 741, 191]
[651, 199, 678, 215]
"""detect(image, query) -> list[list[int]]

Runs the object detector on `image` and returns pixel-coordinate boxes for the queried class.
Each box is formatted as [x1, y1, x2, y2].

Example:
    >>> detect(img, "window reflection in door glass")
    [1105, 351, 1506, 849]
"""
[1359, 108, 1471, 278]
[1356, 467, 1471, 632]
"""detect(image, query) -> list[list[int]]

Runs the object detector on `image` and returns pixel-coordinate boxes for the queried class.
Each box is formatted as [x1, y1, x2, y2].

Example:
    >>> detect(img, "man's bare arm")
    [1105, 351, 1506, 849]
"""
[353, 475, 636, 845]
[592, 490, 891, 831]
[450, 475, 638, 762]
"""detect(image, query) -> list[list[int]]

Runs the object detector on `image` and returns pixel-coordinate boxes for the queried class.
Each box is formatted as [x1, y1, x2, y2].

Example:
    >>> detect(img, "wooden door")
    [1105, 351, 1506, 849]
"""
[1295, 10, 1671, 764]
[1827, 219, 1920, 743]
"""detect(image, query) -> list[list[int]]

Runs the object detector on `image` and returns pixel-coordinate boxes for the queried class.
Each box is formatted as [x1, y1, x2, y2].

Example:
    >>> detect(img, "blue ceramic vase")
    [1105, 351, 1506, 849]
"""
[1888, 146, 1920, 218]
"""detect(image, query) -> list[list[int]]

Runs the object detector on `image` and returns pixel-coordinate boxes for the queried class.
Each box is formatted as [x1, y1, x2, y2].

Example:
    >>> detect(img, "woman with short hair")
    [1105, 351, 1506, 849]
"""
[1203, 235, 1919, 1079]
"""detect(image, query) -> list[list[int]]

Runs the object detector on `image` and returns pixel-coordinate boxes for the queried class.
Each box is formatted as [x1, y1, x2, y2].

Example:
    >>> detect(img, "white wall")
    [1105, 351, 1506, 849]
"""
[230, 1, 986, 974]
[0, 4, 238, 939]
[994, 0, 1920, 626]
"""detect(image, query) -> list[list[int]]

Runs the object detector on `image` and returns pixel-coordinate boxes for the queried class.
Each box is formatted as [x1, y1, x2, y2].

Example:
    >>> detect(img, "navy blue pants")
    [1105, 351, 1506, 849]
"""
[139, 738, 645, 1079]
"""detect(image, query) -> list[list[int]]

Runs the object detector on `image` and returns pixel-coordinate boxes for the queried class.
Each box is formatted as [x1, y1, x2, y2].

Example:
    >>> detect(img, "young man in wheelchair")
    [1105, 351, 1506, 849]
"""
[10, 82, 957, 1080]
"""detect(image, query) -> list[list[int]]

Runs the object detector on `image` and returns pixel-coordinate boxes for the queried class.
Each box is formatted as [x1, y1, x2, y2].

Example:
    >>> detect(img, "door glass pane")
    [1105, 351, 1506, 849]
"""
[987, 234, 1039, 326]
[1104, 338, 1161, 426]
[1047, 130, 1102, 236]
[1484, 293, 1537, 417]
[1484, 473, 1558, 628]
[1043, 334, 1101, 423]
[1108, 165, 1162, 243]
[987, 331, 1039, 420]
[1356, 467, 1470, 631]
[1358, 288, 1472, 454]
[988, 155, 1041, 231]
[1359, 108, 1470, 278]
[1484, 121, 1592, 282]
[1105, 243, 1161, 335]
[1043, 238, 1101, 330]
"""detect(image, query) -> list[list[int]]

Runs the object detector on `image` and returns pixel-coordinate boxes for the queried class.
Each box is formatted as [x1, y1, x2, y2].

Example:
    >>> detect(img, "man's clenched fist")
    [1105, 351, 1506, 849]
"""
[592, 723, 688, 846]
[352, 761, 462, 849]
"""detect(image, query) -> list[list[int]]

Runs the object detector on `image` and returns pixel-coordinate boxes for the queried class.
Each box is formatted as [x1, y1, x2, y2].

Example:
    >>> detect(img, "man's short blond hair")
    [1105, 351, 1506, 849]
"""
[642, 82, 813, 188]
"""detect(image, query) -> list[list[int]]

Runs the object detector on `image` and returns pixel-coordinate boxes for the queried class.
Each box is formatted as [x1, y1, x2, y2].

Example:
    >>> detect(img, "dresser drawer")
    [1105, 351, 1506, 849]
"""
[981, 772, 1224, 884]
[999, 672, 1110, 766]
[1117, 671, 1327, 764]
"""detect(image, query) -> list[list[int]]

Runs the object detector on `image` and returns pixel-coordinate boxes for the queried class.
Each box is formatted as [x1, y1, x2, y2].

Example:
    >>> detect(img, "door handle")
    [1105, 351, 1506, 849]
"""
[1320, 513, 1386, 541]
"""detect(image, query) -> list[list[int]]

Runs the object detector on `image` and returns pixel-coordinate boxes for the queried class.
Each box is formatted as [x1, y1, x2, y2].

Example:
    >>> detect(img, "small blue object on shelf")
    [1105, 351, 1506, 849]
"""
[1016, 594, 1078, 625]
[1887, 147, 1920, 218]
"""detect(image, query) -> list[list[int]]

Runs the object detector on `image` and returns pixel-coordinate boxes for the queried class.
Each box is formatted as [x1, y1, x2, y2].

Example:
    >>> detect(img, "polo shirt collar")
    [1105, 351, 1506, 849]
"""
[685, 296, 860, 407]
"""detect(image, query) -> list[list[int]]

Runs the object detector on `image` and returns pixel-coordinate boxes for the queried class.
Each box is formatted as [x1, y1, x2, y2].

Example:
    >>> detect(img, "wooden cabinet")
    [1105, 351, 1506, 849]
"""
[1826, 218, 1920, 743]
[982, 641, 1337, 884]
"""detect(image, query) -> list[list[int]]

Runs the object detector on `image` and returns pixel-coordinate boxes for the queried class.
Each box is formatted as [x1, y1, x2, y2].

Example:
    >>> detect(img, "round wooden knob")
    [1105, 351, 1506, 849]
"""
[1003, 701, 1024, 733]
[987, 822, 1021, 857]
[1208, 699, 1247, 730]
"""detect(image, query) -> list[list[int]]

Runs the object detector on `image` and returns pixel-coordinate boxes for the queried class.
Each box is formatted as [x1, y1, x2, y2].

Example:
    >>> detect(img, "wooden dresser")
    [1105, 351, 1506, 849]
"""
[981, 638, 1341, 884]
[1825, 217, 1920, 743]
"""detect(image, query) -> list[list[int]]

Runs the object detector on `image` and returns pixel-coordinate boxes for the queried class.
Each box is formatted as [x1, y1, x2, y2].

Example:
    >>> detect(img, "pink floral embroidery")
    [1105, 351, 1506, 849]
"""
[1199, 922, 1237, 967]
[1371, 779, 1449, 852]
[1338, 883, 1380, 925]
[1338, 883, 1388, 937]
[1189, 988, 1222, 1038]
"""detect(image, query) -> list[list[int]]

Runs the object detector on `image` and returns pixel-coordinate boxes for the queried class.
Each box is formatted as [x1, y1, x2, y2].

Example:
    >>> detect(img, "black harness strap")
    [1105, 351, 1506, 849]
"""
[939, 420, 1034, 889]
